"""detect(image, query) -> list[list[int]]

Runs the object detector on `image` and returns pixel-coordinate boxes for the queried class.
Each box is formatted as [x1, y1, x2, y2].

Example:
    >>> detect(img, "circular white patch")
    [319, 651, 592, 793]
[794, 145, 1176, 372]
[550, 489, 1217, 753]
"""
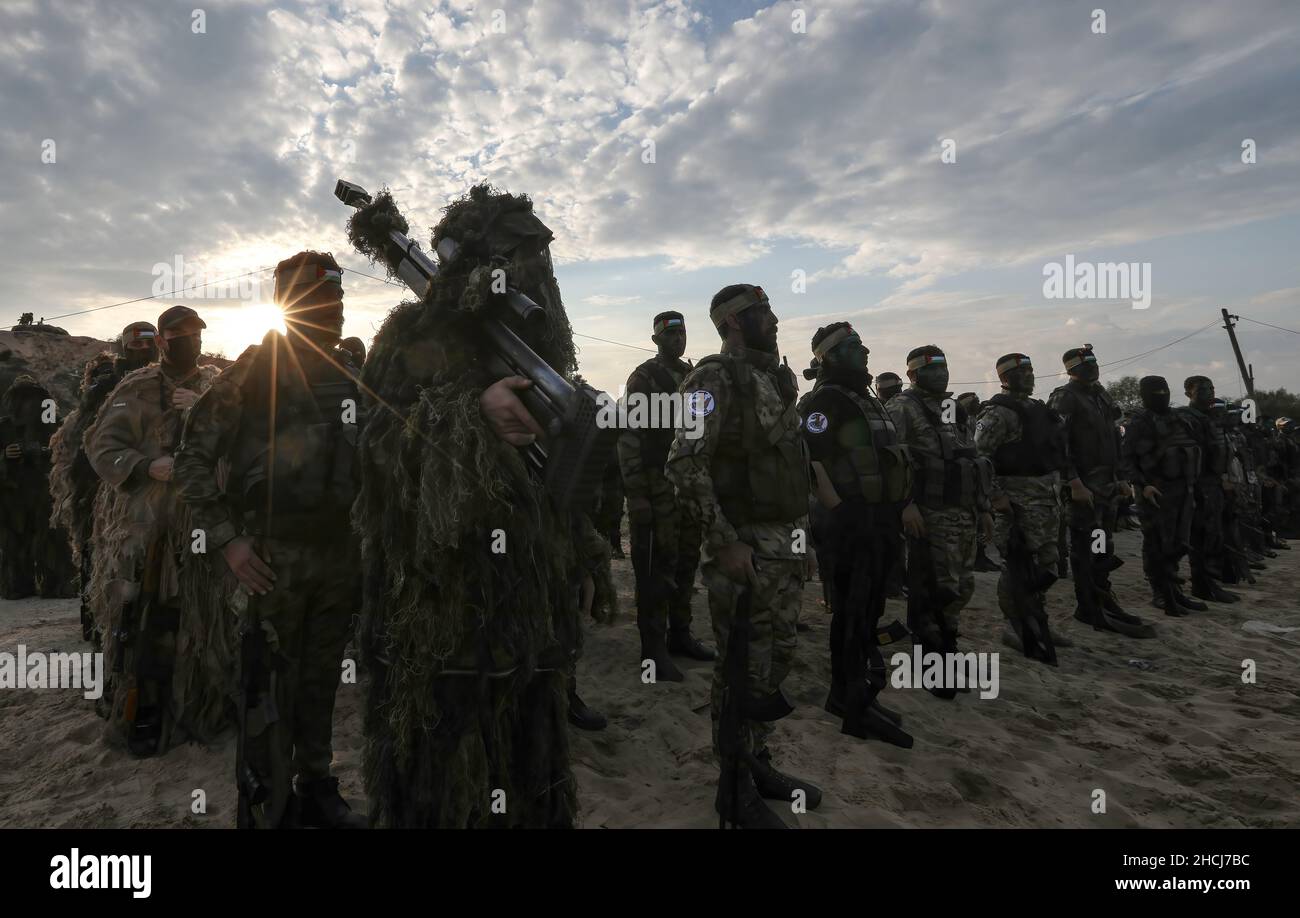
[806, 411, 829, 434]
[687, 389, 715, 419]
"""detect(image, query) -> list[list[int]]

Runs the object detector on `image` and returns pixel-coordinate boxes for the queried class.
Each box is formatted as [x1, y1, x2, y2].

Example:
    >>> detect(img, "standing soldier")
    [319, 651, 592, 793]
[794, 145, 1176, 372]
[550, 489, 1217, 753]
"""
[888, 345, 993, 691]
[799, 322, 912, 747]
[1048, 346, 1154, 638]
[961, 391, 1000, 573]
[594, 457, 626, 558]
[85, 306, 222, 754]
[875, 370, 906, 596]
[619, 310, 714, 682]
[1120, 376, 1204, 616]
[49, 322, 159, 641]
[0, 375, 74, 598]
[1177, 377, 1241, 604]
[174, 255, 365, 828]
[875, 372, 903, 405]
[975, 354, 1073, 659]
[668, 283, 819, 829]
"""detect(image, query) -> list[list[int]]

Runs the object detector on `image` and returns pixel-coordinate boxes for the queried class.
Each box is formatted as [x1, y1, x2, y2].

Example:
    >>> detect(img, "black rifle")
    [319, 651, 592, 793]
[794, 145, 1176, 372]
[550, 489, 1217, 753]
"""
[1004, 504, 1058, 665]
[235, 594, 271, 829]
[335, 179, 616, 513]
[717, 575, 794, 829]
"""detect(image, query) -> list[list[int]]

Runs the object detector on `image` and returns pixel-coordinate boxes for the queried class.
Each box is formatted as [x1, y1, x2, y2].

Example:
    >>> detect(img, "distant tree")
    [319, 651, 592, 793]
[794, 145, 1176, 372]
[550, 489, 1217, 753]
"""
[1105, 375, 1141, 414]
[17, 312, 33, 327]
[1251, 387, 1300, 419]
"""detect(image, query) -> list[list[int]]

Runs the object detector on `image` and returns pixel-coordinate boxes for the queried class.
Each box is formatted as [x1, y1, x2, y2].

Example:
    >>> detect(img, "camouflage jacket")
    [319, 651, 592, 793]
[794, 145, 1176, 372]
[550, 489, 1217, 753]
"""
[666, 341, 809, 560]
[616, 353, 692, 502]
[887, 385, 990, 512]
[975, 395, 1062, 504]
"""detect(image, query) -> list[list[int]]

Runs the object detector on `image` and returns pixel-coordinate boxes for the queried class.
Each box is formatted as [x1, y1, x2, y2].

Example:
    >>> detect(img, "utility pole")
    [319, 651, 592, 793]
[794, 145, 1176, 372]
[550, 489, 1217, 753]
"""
[1221, 308, 1254, 397]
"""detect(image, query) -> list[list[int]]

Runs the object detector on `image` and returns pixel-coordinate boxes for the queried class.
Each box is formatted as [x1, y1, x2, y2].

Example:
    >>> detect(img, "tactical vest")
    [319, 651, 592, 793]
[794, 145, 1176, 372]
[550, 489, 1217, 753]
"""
[986, 394, 1066, 477]
[900, 390, 991, 510]
[1138, 409, 1201, 483]
[238, 342, 362, 539]
[1183, 407, 1229, 476]
[635, 357, 687, 473]
[698, 352, 808, 526]
[1053, 382, 1119, 474]
[810, 383, 912, 504]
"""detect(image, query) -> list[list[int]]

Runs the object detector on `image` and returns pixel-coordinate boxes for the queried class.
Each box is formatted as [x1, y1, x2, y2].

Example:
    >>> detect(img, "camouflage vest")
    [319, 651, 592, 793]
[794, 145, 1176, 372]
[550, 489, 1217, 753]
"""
[697, 352, 808, 526]
[899, 390, 991, 510]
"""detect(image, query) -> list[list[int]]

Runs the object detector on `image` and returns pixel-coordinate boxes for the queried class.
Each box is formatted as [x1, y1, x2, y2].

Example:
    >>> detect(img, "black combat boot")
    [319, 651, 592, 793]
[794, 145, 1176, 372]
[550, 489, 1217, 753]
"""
[296, 776, 367, 829]
[1152, 585, 1191, 617]
[639, 631, 685, 682]
[567, 677, 608, 730]
[974, 544, 1000, 572]
[751, 750, 823, 810]
[668, 625, 716, 661]
[1171, 587, 1207, 611]
[607, 531, 625, 559]
[716, 769, 788, 829]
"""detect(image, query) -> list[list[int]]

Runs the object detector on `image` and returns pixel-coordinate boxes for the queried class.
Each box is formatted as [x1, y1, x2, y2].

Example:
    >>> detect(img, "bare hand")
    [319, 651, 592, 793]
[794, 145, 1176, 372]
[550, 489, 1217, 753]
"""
[990, 492, 1012, 514]
[901, 502, 926, 539]
[715, 540, 757, 586]
[3, 444, 19, 460]
[1142, 484, 1162, 508]
[480, 376, 546, 446]
[148, 456, 174, 481]
[1069, 478, 1094, 506]
[171, 388, 199, 410]
[222, 536, 276, 595]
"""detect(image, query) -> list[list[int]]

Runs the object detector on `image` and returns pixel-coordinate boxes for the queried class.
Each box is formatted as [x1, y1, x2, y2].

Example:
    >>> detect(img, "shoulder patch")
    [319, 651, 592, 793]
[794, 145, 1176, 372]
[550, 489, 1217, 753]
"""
[805, 411, 829, 434]
[686, 389, 715, 419]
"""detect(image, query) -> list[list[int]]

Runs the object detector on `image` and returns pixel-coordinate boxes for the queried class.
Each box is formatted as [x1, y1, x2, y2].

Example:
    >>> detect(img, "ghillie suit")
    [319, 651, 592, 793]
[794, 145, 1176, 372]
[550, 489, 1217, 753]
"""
[350, 185, 594, 828]
[84, 363, 234, 753]
[49, 352, 126, 637]
[0, 375, 76, 598]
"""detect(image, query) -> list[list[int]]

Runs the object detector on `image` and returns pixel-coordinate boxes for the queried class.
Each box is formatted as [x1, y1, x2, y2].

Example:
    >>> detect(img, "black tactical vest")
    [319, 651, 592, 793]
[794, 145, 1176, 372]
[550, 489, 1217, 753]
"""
[1180, 406, 1229, 476]
[698, 352, 809, 526]
[986, 394, 1066, 477]
[900, 390, 991, 510]
[806, 382, 912, 504]
[238, 339, 362, 538]
[1139, 409, 1201, 483]
[1053, 381, 1119, 475]
[634, 356, 688, 473]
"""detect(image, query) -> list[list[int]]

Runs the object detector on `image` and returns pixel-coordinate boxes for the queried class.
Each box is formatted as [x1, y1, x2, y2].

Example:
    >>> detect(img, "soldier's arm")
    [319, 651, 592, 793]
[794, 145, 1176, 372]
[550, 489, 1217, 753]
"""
[173, 375, 244, 549]
[666, 365, 738, 551]
[1120, 419, 1149, 487]
[1047, 389, 1082, 483]
[85, 380, 151, 490]
[616, 368, 653, 501]
[974, 407, 1009, 501]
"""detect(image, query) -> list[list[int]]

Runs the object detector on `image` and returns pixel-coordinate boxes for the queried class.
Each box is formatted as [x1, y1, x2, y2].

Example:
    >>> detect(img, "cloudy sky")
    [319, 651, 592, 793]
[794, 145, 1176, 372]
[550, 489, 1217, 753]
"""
[3, 0, 1298, 400]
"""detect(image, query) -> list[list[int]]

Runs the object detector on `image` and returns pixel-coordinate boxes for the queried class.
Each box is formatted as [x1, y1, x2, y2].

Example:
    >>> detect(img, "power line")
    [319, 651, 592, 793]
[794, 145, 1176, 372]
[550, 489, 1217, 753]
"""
[32, 267, 275, 322]
[1239, 315, 1300, 336]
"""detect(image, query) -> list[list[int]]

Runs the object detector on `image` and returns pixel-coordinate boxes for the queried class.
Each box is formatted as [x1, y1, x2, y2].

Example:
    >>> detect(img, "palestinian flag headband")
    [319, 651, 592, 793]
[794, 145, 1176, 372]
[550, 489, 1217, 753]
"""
[906, 353, 947, 372]
[1064, 346, 1097, 371]
[654, 316, 685, 335]
[996, 355, 1032, 377]
[709, 286, 768, 328]
[275, 262, 344, 306]
[813, 326, 860, 360]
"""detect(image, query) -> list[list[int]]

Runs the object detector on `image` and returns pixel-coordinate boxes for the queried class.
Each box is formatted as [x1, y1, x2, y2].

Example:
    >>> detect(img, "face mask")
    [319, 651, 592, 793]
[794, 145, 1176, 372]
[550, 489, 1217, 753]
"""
[1074, 361, 1099, 384]
[1005, 368, 1035, 396]
[123, 346, 157, 370]
[916, 364, 949, 394]
[162, 334, 200, 371]
[1141, 389, 1170, 413]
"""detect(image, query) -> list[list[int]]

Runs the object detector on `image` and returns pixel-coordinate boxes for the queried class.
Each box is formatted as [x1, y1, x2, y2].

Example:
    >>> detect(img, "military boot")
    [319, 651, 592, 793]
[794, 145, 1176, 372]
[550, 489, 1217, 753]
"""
[716, 769, 788, 829]
[1151, 584, 1191, 617]
[668, 625, 716, 661]
[296, 776, 366, 829]
[751, 750, 823, 810]
[974, 544, 1000, 572]
[1172, 587, 1208, 611]
[567, 677, 608, 730]
[639, 631, 685, 682]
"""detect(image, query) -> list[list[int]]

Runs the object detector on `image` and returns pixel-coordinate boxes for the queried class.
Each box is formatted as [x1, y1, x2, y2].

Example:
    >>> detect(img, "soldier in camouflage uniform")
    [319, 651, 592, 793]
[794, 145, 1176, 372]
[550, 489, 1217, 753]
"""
[0, 376, 74, 598]
[799, 322, 913, 747]
[174, 253, 365, 828]
[1177, 377, 1241, 604]
[667, 283, 820, 829]
[975, 354, 1073, 658]
[874, 371, 905, 596]
[888, 345, 993, 693]
[875, 372, 903, 405]
[619, 310, 714, 682]
[961, 391, 1000, 573]
[1049, 346, 1154, 639]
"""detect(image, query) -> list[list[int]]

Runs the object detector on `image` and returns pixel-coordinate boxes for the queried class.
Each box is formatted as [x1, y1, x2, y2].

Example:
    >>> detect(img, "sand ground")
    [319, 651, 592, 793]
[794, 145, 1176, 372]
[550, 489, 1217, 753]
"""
[2, 527, 1297, 828]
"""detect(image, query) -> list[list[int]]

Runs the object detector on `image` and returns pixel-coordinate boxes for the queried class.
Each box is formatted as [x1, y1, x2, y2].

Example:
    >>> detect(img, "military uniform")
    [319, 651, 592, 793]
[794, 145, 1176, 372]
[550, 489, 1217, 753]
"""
[888, 386, 989, 651]
[800, 368, 911, 745]
[618, 353, 704, 670]
[1178, 403, 1237, 600]
[174, 330, 361, 825]
[667, 336, 811, 820]
[0, 377, 73, 599]
[975, 392, 1067, 635]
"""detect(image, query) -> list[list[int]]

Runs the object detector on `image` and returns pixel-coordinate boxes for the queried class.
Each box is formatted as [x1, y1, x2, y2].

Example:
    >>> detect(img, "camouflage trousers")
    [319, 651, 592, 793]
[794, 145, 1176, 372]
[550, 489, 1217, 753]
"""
[993, 474, 1062, 622]
[1137, 480, 1193, 590]
[704, 556, 802, 767]
[240, 536, 356, 826]
[911, 505, 976, 639]
[630, 503, 701, 638]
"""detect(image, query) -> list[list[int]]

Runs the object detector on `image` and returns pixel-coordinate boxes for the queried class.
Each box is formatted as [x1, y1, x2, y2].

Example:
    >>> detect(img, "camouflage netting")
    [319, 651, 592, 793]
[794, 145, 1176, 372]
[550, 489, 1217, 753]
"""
[85, 364, 235, 749]
[350, 185, 588, 827]
[48, 352, 116, 565]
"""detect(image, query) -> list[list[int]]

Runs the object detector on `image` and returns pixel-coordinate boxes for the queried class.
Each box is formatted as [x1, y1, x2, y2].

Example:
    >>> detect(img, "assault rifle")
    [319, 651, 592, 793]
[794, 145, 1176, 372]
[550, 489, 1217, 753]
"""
[335, 179, 616, 512]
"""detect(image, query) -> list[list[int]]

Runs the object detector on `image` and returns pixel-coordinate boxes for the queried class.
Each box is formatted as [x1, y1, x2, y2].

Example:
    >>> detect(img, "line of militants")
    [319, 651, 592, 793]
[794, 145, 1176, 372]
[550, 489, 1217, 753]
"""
[9, 194, 1300, 830]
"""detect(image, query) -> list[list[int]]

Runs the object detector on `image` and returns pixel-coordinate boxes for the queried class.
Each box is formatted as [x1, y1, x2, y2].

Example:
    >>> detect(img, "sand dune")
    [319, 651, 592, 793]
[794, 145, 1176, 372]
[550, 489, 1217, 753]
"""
[2, 527, 1296, 828]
